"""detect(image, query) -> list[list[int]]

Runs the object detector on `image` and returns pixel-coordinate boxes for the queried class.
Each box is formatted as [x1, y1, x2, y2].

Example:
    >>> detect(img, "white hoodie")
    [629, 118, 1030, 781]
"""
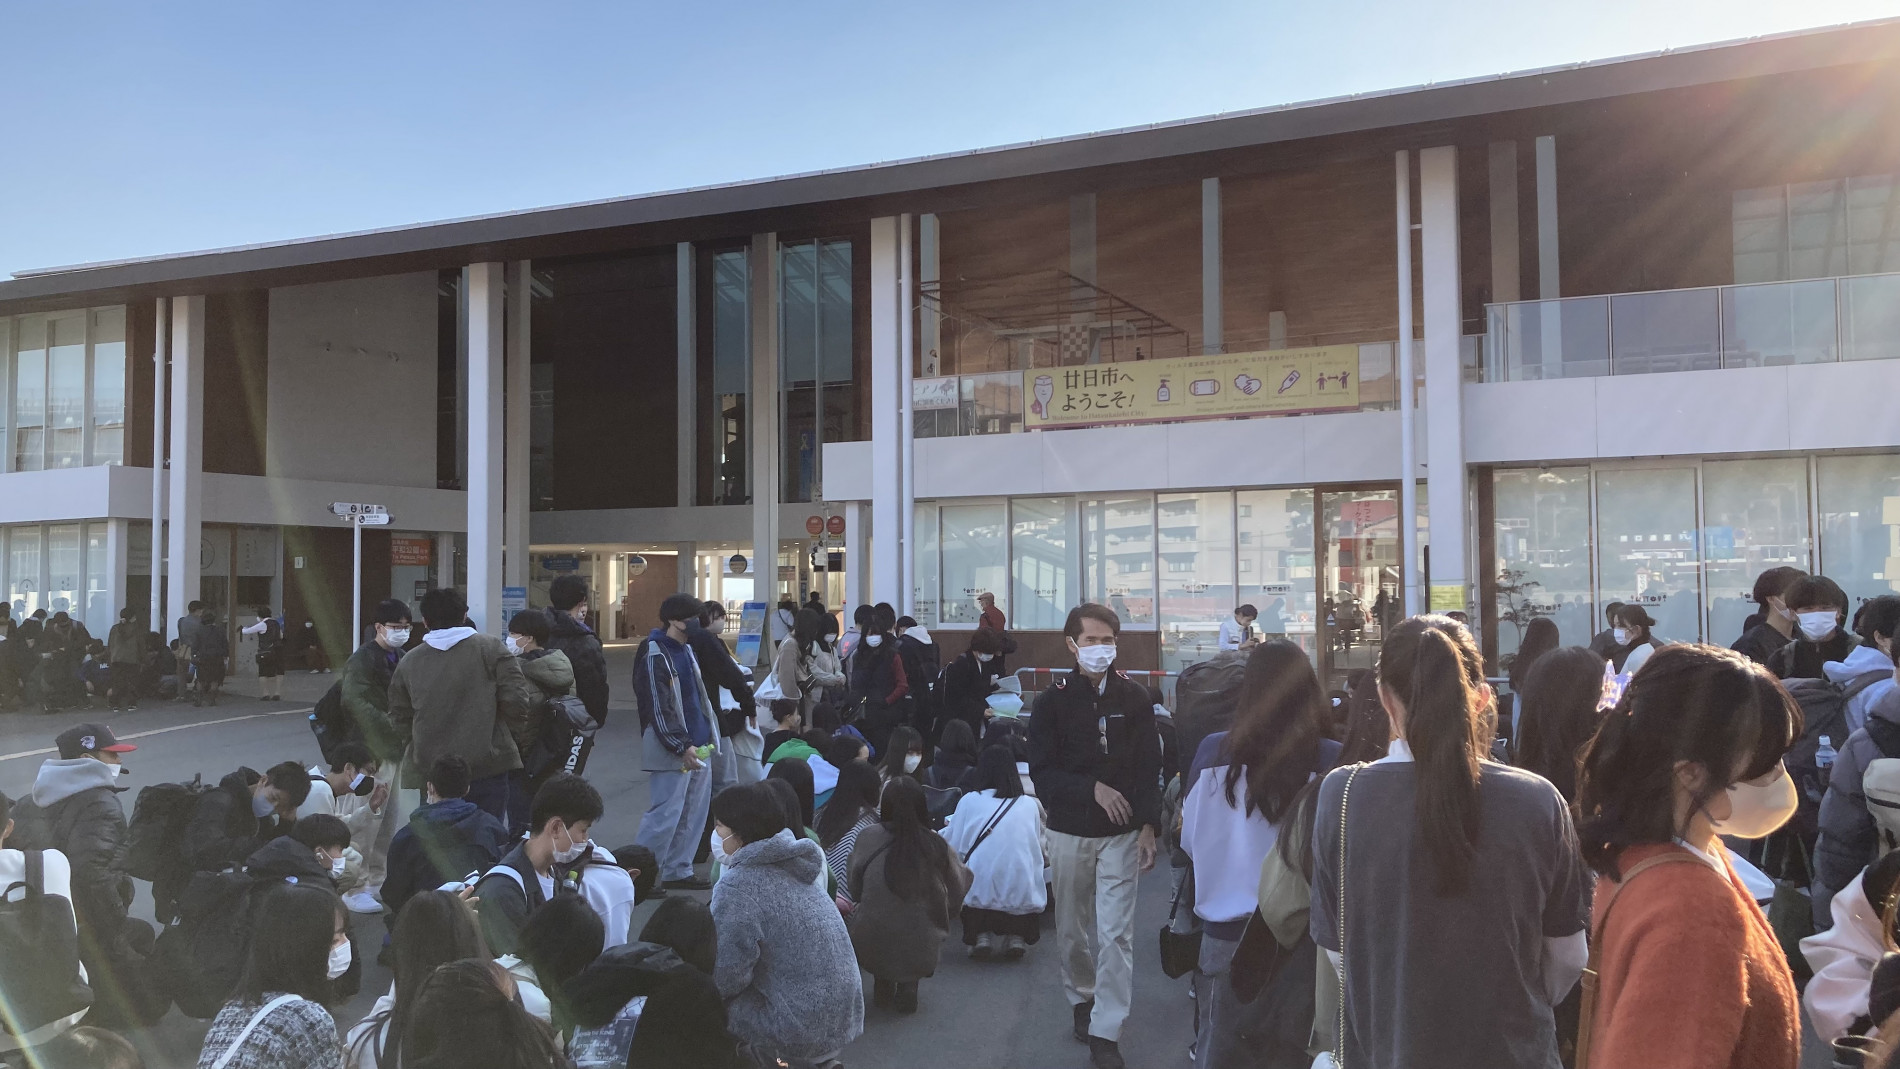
[1803, 868, 1886, 1041]
[1827, 644, 1897, 736]
[422, 625, 477, 651]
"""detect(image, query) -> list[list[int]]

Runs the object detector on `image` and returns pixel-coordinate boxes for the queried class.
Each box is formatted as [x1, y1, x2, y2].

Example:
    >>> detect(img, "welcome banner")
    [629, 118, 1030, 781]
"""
[1021, 344, 1361, 429]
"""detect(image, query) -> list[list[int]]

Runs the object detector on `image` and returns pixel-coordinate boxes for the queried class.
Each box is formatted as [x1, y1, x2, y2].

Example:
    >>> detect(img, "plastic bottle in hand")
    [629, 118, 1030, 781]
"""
[1816, 735, 1837, 789]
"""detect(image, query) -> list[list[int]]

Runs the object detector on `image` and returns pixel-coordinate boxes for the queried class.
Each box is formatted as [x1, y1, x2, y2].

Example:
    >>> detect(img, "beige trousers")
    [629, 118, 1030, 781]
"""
[1047, 829, 1140, 1043]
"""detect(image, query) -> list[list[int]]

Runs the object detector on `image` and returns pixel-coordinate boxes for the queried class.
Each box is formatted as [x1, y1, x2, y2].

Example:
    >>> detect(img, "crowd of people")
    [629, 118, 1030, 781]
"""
[10, 565, 1900, 1068]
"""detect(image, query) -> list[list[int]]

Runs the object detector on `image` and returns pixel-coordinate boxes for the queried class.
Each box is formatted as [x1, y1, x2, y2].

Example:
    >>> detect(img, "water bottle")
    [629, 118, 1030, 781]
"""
[1817, 735, 1837, 789]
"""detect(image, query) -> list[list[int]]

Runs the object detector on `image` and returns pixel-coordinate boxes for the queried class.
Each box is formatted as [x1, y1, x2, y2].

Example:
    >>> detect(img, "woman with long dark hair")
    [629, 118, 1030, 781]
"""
[1180, 639, 1340, 1068]
[196, 884, 349, 1069]
[774, 609, 845, 727]
[878, 726, 925, 784]
[927, 718, 981, 791]
[1508, 617, 1562, 694]
[846, 776, 972, 1013]
[345, 890, 488, 1068]
[848, 605, 909, 755]
[1310, 615, 1588, 1069]
[402, 959, 567, 1069]
[816, 759, 883, 906]
[1573, 643, 1800, 1068]
[1513, 647, 1608, 804]
[942, 745, 1047, 961]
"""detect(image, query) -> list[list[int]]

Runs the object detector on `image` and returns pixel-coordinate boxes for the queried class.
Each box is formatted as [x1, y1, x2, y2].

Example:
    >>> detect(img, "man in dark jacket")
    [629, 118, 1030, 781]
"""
[473, 773, 602, 955]
[191, 607, 230, 707]
[1769, 574, 1858, 681]
[546, 576, 609, 751]
[8, 723, 160, 1025]
[382, 754, 512, 921]
[1029, 603, 1160, 1069]
[690, 600, 757, 784]
[106, 608, 148, 712]
[939, 627, 1004, 739]
[182, 761, 310, 874]
[337, 599, 410, 899]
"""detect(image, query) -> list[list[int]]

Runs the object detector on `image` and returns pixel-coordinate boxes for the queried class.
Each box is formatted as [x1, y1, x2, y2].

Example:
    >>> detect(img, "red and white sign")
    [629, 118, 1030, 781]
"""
[826, 515, 846, 537]
[391, 536, 432, 567]
[805, 516, 825, 536]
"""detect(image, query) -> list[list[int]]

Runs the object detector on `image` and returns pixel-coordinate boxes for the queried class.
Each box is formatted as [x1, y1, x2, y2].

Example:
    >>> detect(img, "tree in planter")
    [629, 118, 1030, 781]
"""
[1496, 567, 1555, 658]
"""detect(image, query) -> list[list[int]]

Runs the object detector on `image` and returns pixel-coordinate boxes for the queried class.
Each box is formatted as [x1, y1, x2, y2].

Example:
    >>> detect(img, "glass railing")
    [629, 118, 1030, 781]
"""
[913, 341, 1426, 438]
[1485, 271, 1900, 381]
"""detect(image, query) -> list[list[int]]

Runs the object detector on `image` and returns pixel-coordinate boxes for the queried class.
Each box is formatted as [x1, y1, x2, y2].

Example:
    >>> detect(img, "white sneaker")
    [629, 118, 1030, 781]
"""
[343, 891, 382, 914]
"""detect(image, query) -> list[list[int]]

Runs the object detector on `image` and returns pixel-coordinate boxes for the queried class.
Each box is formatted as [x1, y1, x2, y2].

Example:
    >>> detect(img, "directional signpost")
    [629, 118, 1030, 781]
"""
[332, 503, 391, 650]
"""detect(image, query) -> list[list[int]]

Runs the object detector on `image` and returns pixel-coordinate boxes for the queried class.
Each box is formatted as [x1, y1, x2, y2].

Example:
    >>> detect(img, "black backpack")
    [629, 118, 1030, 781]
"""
[308, 682, 350, 763]
[525, 695, 600, 778]
[1173, 651, 1250, 778]
[0, 851, 92, 1040]
[124, 776, 214, 923]
[152, 870, 258, 1019]
[1783, 671, 1890, 838]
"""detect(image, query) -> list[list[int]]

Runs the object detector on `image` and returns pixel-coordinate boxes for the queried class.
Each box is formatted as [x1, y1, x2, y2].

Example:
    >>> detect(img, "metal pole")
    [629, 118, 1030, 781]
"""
[899, 215, 916, 617]
[352, 519, 363, 649]
[150, 299, 169, 633]
[1396, 150, 1421, 618]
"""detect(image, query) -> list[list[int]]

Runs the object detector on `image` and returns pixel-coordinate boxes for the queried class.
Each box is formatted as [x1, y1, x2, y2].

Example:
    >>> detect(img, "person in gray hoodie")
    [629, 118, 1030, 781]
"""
[388, 588, 532, 825]
[709, 781, 863, 1067]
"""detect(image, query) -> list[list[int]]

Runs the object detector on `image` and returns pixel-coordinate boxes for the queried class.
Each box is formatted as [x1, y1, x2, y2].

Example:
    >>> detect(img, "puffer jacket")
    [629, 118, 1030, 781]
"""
[1826, 645, 1897, 737]
[711, 830, 863, 1060]
[546, 608, 610, 728]
[565, 940, 689, 1028]
[8, 757, 132, 940]
[1813, 687, 1900, 924]
[516, 648, 575, 757]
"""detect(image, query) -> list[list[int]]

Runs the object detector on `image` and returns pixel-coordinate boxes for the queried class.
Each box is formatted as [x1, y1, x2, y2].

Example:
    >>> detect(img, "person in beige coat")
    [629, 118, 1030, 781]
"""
[846, 776, 972, 1014]
[388, 589, 532, 826]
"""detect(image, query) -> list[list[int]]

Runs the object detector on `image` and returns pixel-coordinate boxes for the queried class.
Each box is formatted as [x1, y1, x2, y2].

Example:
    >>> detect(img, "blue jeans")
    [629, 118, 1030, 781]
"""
[635, 763, 712, 882]
[464, 772, 513, 827]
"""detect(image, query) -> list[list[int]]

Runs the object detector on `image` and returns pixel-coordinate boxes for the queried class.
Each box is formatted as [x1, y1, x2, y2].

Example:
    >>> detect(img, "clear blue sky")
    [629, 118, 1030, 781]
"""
[2, 0, 1895, 276]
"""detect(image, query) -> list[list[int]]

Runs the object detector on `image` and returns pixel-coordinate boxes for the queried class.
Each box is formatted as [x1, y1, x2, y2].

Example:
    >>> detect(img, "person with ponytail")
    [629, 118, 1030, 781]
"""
[1309, 615, 1589, 1069]
[1573, 643, 1801, 1068]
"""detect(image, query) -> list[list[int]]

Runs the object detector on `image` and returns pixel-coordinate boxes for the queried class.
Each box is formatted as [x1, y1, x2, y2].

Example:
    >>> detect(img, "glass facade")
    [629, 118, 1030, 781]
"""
[1010, 497, 1074, 632]
[2, 307, 128, 472]
[699, 248, 750, 505]
[939, 503, 1006, 626]
[1487, 457, 1893, 664]
[1158, 492, 1236, 670]
[1083, 495, 1156, 625]
[1236, 489, 1316, 658]
[779, 239, 857, 503]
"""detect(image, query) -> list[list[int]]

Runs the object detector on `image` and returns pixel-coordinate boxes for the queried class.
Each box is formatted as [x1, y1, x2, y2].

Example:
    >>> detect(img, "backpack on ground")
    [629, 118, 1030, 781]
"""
[0, 851, 92, 1043]
[308, 681, 350, 763]
[1785, 672, 1891, 839]
[124, 776, 214, 923]
[525, 695, 600, 778]
[152, 870, 258, 1019]
[1172, 651, 1250, 779]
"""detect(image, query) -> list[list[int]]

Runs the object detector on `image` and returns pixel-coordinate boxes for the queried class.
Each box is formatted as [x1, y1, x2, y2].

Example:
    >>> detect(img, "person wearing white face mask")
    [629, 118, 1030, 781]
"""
[296, 741, 389, 912]
[1573, 643, 1802, 1069]
[847, 605, 911, 757]
[1768, 574, 1859, 682]
[471, 772, 602, 957]
[1605, 604, 1668, 675]
[337, 598, 412, 893]
[1028, 603, 1161, 1069]
[195, 884, 351, 1069]
[1732, 566, 1806, 667]
[941, 627, 1005, 741]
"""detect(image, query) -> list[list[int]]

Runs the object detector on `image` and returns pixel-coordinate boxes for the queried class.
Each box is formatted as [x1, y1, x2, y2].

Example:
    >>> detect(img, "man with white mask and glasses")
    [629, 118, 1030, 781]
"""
[1029, 603, 1161, 1069]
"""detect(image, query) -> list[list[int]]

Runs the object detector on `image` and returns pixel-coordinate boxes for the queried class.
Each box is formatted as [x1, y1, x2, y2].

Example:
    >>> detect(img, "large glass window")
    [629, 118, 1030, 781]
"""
[1735, 174, 1900, 282]
[1083, 495, 1156, 626]
[913, 502, 940, 627]
[1010, 498, 1074, 632]
[1158, 492, 1235, 671]
[1596, 469, 1702, 644]
[1237, 489, 1316, 659]
[13, 318, 45, 471]
[1491, 468, 1595, 660]
[1818, 455, 1900, 614]
[940, 503, 1006, 626]
[1703, 459, 1811, 647]
[89, 308, 125, 466]
[780, 239, 855, 503]
[8, 527, 40, 617]
[47, 524, 81, 617]
[85, 523, 109, 625]
[47, 317, 86, 470]
[698, 249, 750, 505]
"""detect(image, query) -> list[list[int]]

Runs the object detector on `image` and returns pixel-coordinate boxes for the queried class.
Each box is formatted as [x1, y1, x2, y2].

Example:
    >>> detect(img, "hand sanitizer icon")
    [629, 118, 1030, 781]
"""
[1156, 378, 1171, 403]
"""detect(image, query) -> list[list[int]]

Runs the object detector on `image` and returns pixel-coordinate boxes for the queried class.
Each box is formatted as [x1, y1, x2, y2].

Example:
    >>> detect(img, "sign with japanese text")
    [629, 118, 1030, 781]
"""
[912, 376, 961, 411]
[1021, 345, 1360, 429]
[390, 536, 433, 567]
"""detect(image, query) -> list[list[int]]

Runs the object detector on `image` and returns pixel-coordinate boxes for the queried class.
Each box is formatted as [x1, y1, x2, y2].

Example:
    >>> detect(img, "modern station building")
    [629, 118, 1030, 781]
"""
[1, 21, 1897, 686]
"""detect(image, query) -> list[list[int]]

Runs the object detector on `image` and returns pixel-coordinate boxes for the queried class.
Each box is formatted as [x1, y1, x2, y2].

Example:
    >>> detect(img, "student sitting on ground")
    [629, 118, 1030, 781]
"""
[0, 789, 88, 1055]
[344, 890, 487, 1069]
[501, 893, 605, 1033]
[472, 773, 602, 956]
[399, 958, 567, 1069]
[193, 884, 350, 1069]
[296, 742, 390, 911]
[379, 755, 511, 923]
[185, 762, 312, 875]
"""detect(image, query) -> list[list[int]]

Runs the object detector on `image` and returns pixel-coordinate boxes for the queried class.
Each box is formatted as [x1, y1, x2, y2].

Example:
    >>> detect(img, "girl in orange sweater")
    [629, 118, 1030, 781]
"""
[1574, 643, 1801, 1069]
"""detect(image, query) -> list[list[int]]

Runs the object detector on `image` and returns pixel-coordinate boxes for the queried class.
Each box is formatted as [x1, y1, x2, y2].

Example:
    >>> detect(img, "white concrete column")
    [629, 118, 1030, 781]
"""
[165, 295, 204, 642]
[748, 232, 780, 648]
[466, 263, 505, 632]
[676, 244, 697, 508]
[503, 261, 532, 591]
[844, 501, 869, 613]
[1202, 178, 1222, 354]
[899, 215, 916, 617]
[675, 542, 696, 596]
[1420, 146, 1468, 613]
[1535, 135, 1560, 300]
[149, 298, 168, 630]
[868, 218, 903, 607]
[1488, 143, 1521, 304]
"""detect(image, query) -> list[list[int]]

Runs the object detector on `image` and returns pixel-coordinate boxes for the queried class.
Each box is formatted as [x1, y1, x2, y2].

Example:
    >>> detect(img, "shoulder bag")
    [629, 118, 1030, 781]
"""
[958, 796, 1019, 865]
[1158, 869, 1201, 979]
[1574, 851, 1705, 1069]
